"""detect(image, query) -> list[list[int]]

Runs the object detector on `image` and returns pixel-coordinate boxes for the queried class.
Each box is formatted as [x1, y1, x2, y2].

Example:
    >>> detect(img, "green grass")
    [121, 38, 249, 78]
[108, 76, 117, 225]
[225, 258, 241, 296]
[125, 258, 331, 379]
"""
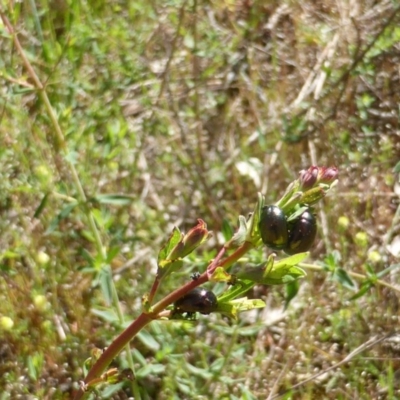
[1, 1, 400, 399]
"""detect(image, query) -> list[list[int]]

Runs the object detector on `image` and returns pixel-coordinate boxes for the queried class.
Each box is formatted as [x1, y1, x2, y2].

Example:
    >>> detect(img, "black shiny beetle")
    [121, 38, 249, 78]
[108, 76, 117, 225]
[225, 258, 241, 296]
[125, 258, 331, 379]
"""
[259, 205, 317, 255]
[258, 205, 289, 250]
[285, 210, 317, 255]
[174, 287, 217, 315]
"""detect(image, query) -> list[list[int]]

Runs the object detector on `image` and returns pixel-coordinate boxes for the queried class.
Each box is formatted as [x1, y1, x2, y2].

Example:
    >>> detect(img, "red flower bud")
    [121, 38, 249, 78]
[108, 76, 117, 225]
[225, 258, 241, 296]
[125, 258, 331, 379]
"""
[168, 219, 210, 260]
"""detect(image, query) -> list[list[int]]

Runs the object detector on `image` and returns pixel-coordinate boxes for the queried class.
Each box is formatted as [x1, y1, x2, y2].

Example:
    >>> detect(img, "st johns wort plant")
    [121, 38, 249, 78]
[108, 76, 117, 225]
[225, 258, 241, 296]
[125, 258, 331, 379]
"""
[73, 166, 338, 399]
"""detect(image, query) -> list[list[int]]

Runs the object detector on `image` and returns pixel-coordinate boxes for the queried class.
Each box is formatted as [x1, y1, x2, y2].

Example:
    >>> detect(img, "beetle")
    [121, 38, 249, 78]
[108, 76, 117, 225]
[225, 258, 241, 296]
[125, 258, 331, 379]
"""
[258, 205, 289, 250]
[190, 272, 201, 281]
[174, 287, 217, 315]
[285, 210, 317, 255]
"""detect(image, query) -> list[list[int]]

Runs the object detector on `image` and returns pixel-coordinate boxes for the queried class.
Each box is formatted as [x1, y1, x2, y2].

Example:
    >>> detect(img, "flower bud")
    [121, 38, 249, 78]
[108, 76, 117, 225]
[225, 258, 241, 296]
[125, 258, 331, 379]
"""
[299, 166, 319, 190]
[299, 186, 326, 205]
[168, 219, 210, 260]
[318, 166, 338, 184]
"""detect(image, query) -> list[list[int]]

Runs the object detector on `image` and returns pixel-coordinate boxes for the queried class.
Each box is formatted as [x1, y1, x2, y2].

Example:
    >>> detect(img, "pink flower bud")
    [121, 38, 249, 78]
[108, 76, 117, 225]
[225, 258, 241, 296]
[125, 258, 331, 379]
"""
[299, 166, 319, 190]
[318, 166, 338, 184]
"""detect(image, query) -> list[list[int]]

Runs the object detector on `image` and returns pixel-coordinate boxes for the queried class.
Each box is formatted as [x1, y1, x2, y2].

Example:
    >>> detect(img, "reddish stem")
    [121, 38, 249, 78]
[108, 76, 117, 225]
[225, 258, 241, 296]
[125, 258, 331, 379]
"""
[147, 277, 160, 304]
[72, 241, 253, 399]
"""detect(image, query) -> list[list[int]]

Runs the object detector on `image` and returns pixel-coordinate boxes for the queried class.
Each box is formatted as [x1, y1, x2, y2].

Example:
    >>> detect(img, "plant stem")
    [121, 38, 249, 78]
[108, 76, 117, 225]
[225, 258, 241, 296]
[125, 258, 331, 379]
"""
[218, 241, 254, 271]
[72, 240, 254, 399]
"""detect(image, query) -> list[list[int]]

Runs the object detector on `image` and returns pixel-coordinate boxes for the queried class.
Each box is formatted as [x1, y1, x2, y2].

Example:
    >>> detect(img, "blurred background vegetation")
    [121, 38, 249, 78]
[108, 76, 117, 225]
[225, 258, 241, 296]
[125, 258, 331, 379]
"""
[0, 0, 399, 398]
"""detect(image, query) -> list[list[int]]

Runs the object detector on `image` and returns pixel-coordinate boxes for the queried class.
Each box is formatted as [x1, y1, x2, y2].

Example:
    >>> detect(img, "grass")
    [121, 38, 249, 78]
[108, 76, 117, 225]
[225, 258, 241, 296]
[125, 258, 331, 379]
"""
[1, 0, 400, 399]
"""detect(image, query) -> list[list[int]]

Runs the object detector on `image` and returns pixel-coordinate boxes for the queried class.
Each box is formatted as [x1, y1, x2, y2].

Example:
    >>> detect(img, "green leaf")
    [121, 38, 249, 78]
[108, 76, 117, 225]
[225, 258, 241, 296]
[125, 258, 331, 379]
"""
[332, 267, 356, 290]
[349, 281, 374, 300]
[97, 267, 113, 305]
[136, 330, 160, 352]
[225, 215, 248, 248]
[106, 246, 121, 264]
[216, 297, 266, 319]
[45, 202, 78, 234]
[286, 206, 308, 222]
[210, 358, 225, 372]
[323, 250, 342, 271]
[237, 255, 307, 285]
[101, 383, 125, 397]
[217, 279, 255, 302]
[33, 192, 50, 218]
[64, 150, 79, 165]
[245, 192, 264, 245]
[93, 194, 133, 205]
[157, 259, 183, 280]
[263, 254, 274, 278]
[221, 218, 234, 241]
[136, 364, 166, 379]
[285, 280, 299, 309]
[157, 227, 182, 264]
[91, 307, 119, 323]
[376, 263, 400, 278]
[209, 267, 233, 283]
[264, 265, 306, 285]
[272, 252, 309, 268]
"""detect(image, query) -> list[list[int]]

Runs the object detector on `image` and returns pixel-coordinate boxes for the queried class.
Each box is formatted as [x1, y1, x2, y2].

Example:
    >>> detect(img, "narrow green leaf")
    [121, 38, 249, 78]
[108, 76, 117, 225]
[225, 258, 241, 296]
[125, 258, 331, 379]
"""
[273, 252, 309, 268]
[101, 383, 125, 397]
[98, 267, 113, 305]
[333, 267, 357, 290]
[285, 280, 300, 309]
[217, 279, 255, 302]
[94, 194, 134, 205]
[106, 246, 120, 263]
[91, 307, 119, 323]
[245, 192, 264, 245]
[376, 263, 400, 278]
[221, 218, 234, 241]
[33, 192, 50, 218]
[349, 281, 374, 300]
[136, 330, 160, 352]
[393, 161, 400, 174]
[185, 363, 213, 380]
[45, 202, 77, 234]
[136, 364, 166, 379]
